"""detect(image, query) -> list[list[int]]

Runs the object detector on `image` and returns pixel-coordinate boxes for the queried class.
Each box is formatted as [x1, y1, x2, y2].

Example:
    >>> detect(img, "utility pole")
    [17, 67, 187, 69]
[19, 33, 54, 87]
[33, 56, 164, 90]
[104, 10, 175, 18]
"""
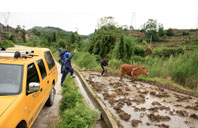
[131, 12, 136, 30]
[3, 12, 10, 30]
[75, 27, 78, 33]
[196, 17, 198, 29]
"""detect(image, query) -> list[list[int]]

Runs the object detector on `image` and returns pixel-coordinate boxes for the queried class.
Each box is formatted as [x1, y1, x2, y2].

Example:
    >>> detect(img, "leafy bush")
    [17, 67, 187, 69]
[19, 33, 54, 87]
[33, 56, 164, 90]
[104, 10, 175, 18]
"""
[132, 55, 145, 63]
[153, 48, 184, 57]
[60, 86, 82, 111]
[183, 31, 189, 36]
[58, 103, 96, 128]
[134, 46, 145, 57]
[166, 28, 174, 36]
[140, 51, 198, 90]
[170, 52, 198, 89]
[142, 40, 148, 45]
[109, 59, 123, 69]
[73, 52, 99, 69]
[0, 40, 14, 48]
[58, 75, 97, 128]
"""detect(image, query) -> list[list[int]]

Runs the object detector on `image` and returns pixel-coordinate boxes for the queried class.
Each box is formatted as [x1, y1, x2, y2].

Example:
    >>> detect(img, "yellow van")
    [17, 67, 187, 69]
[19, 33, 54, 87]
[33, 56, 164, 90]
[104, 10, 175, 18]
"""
[0, 47, 58, 128]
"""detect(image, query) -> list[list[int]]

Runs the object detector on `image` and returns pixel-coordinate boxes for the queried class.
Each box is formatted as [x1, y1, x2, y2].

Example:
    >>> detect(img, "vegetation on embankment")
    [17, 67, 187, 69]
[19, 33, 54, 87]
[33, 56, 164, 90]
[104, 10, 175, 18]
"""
[58, 75, 97, 128]
[0, 40, 14, 48]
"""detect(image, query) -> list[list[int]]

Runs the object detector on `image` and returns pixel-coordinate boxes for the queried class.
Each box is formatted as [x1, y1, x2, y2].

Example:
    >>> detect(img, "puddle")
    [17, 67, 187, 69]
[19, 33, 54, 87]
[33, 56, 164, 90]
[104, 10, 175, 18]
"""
[82, 71, 198, 128]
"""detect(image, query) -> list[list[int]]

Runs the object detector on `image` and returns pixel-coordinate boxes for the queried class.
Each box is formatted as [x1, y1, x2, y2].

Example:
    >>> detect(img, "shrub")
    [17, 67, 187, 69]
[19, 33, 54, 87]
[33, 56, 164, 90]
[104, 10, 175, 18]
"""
[134, 46, 145, 57]
[170, 52, 198, 89]
[153, 48, 184, 57]
[183, 31, 189, 36]
[58, 103, 96, 128]
[58, 75, 97, 128]
[132, 56, 145, 63]
[142, 40, 148, 45]
[60, 85, 82, 111]
[109, 59, 123, 69]
[166, 28, 174, 36]
[0, 40, 14, 48]
[73, 52, 99, 69]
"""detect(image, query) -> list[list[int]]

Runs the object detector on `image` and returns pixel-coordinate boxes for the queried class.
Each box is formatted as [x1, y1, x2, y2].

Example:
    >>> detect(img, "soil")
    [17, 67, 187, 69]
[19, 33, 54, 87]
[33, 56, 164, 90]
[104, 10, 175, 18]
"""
[131, 119, 142, 127]
[81, 70, 198, 128]
[147, 114, 171, 122]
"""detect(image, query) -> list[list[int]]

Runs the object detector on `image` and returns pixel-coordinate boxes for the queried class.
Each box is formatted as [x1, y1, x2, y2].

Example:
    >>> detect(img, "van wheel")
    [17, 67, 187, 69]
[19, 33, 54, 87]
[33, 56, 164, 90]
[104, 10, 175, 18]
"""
[46, 86, 55, 107]
[16, 121, 27, 128]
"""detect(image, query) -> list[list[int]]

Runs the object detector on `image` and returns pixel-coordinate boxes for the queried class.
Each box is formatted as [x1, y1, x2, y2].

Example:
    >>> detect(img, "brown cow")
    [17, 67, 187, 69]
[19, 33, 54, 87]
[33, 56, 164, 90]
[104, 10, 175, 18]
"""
[120, 64, 149, 81]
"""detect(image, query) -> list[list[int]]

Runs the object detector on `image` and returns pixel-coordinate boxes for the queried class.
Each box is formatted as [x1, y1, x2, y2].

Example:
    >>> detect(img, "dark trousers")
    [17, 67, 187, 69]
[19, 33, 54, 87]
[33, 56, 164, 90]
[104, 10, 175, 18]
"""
[61, 68, 74, 84]
[101, 66, 105, 76]
[60, 60, 64, 73]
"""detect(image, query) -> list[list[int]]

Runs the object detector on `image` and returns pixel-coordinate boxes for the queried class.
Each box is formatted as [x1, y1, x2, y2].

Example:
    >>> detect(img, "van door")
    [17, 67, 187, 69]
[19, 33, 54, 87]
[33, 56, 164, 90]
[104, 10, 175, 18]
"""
[25, 63, 42, 126]
[36, 59, 50, 104]
[44, 51, 56, 92]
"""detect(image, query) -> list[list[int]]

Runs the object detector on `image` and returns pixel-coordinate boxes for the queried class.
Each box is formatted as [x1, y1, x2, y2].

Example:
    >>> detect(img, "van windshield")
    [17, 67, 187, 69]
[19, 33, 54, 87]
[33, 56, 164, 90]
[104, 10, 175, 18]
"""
[0, 64, 23, 95]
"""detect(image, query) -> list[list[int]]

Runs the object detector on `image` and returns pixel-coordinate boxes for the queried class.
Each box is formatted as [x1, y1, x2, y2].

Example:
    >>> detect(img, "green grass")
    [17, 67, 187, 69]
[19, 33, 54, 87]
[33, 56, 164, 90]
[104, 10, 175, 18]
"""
[0, 40, 14, 48]
[58, 75, 97, 128]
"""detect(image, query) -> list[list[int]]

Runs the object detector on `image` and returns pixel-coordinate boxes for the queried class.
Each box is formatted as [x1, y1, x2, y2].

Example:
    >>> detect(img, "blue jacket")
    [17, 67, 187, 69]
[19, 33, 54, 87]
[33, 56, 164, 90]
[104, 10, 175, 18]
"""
[64, 53, 75, 68]
[59, 50, 67, 61]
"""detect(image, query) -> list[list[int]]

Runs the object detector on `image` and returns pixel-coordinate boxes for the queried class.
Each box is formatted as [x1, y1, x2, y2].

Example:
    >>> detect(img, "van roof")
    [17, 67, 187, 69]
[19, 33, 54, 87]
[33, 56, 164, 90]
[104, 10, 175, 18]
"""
[7, 47, 50, 56]
[0, 56, 42, 65]
[0, 47, 48, 65]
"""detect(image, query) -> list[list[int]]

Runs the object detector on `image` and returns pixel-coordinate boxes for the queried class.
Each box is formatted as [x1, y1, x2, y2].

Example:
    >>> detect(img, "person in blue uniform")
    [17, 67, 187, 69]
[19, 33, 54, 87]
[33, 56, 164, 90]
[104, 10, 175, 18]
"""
[61, 49, 76, 86]
[58, 45, 68, 73]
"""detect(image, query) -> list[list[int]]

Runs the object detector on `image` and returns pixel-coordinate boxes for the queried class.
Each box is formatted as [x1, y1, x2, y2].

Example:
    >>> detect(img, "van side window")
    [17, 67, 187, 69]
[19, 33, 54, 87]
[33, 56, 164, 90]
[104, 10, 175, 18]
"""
[44, 51, 55, 70]
[37, 59, 47, 79]
[26, 63, 40, 92]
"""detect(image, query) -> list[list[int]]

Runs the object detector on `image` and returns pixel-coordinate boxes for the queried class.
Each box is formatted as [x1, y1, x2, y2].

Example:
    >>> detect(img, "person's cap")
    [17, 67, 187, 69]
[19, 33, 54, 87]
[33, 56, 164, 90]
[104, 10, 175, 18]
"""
[58, 48, 62, 51]
[65, 52, 70, 58]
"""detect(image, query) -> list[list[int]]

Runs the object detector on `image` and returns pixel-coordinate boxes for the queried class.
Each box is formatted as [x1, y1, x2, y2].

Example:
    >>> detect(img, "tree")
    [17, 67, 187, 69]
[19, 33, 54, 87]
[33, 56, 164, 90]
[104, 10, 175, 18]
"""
[21, 29, 27, 43]
[15, 25, 22, 33]
[32, 28, 41, 36]
[52, 32, 57, 42]
[142, 19, 159, 42]
[71, 33, 75, 44]
[143, 19, 157, 31]
[158, 24, 165, 37]
[97, 16, 117, 29]
[118, 35, 125, 59]
[89, 29, 117, 58]
[166, 28, 174, 36]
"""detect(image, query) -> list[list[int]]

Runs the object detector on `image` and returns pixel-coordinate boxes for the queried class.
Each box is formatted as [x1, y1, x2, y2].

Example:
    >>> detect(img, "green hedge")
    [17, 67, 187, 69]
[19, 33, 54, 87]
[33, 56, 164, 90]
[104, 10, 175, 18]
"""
[0, 40, 14, 48]
[58, 75, 97, 128]
[153, 48, 184, 57]
[73, 52, 100, 69]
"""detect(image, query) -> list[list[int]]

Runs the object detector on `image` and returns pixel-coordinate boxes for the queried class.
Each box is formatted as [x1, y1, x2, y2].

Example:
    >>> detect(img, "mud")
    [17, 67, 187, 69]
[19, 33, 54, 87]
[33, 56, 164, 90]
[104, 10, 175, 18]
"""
[147, 114, 171, 122]
[190, 114, 198, 119]
[155, 124, 169, 128]
[81, 70, 198, 128]
[131, 119, 142, 127]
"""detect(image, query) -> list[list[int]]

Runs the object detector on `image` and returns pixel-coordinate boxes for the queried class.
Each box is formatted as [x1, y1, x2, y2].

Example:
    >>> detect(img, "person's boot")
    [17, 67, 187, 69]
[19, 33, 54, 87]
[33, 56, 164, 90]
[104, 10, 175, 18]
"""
[71, 76, 75, 78]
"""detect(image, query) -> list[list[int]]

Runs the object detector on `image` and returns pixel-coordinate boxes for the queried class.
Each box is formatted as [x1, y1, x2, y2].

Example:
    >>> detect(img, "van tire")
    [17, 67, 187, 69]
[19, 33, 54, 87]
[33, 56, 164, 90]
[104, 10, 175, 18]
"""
[46, 86, 55, 107]
[16, 121, 27, 128]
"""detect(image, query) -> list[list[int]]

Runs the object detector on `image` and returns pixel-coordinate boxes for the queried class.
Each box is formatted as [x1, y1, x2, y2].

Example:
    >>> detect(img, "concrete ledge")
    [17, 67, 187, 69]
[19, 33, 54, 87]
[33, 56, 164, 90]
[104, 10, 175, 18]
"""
[75, 70, 118, 128]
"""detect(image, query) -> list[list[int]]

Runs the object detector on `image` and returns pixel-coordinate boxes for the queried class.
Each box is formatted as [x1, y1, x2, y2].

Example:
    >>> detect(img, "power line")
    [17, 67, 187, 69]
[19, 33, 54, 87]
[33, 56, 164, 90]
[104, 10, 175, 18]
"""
[196, 17, 198, 29]
[3, 12, 10, 26]
[131, 12, 136, 30]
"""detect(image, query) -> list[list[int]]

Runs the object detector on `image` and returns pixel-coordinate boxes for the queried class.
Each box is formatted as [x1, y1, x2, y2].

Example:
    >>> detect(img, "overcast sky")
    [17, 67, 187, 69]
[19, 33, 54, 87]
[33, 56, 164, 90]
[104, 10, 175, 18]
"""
[0, 0, 198, 35]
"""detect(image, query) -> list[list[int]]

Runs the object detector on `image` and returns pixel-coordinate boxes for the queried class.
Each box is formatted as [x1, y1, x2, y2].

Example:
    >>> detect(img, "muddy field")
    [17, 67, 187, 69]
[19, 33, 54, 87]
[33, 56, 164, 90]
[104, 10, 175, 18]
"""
[81, 71, 198, 128]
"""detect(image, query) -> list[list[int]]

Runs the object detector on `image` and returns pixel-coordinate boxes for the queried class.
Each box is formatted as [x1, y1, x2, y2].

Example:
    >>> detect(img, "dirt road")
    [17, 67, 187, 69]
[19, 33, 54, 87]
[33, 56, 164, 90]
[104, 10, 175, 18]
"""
[81, 71, 198, 128]
[32, 63, 62, 128]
